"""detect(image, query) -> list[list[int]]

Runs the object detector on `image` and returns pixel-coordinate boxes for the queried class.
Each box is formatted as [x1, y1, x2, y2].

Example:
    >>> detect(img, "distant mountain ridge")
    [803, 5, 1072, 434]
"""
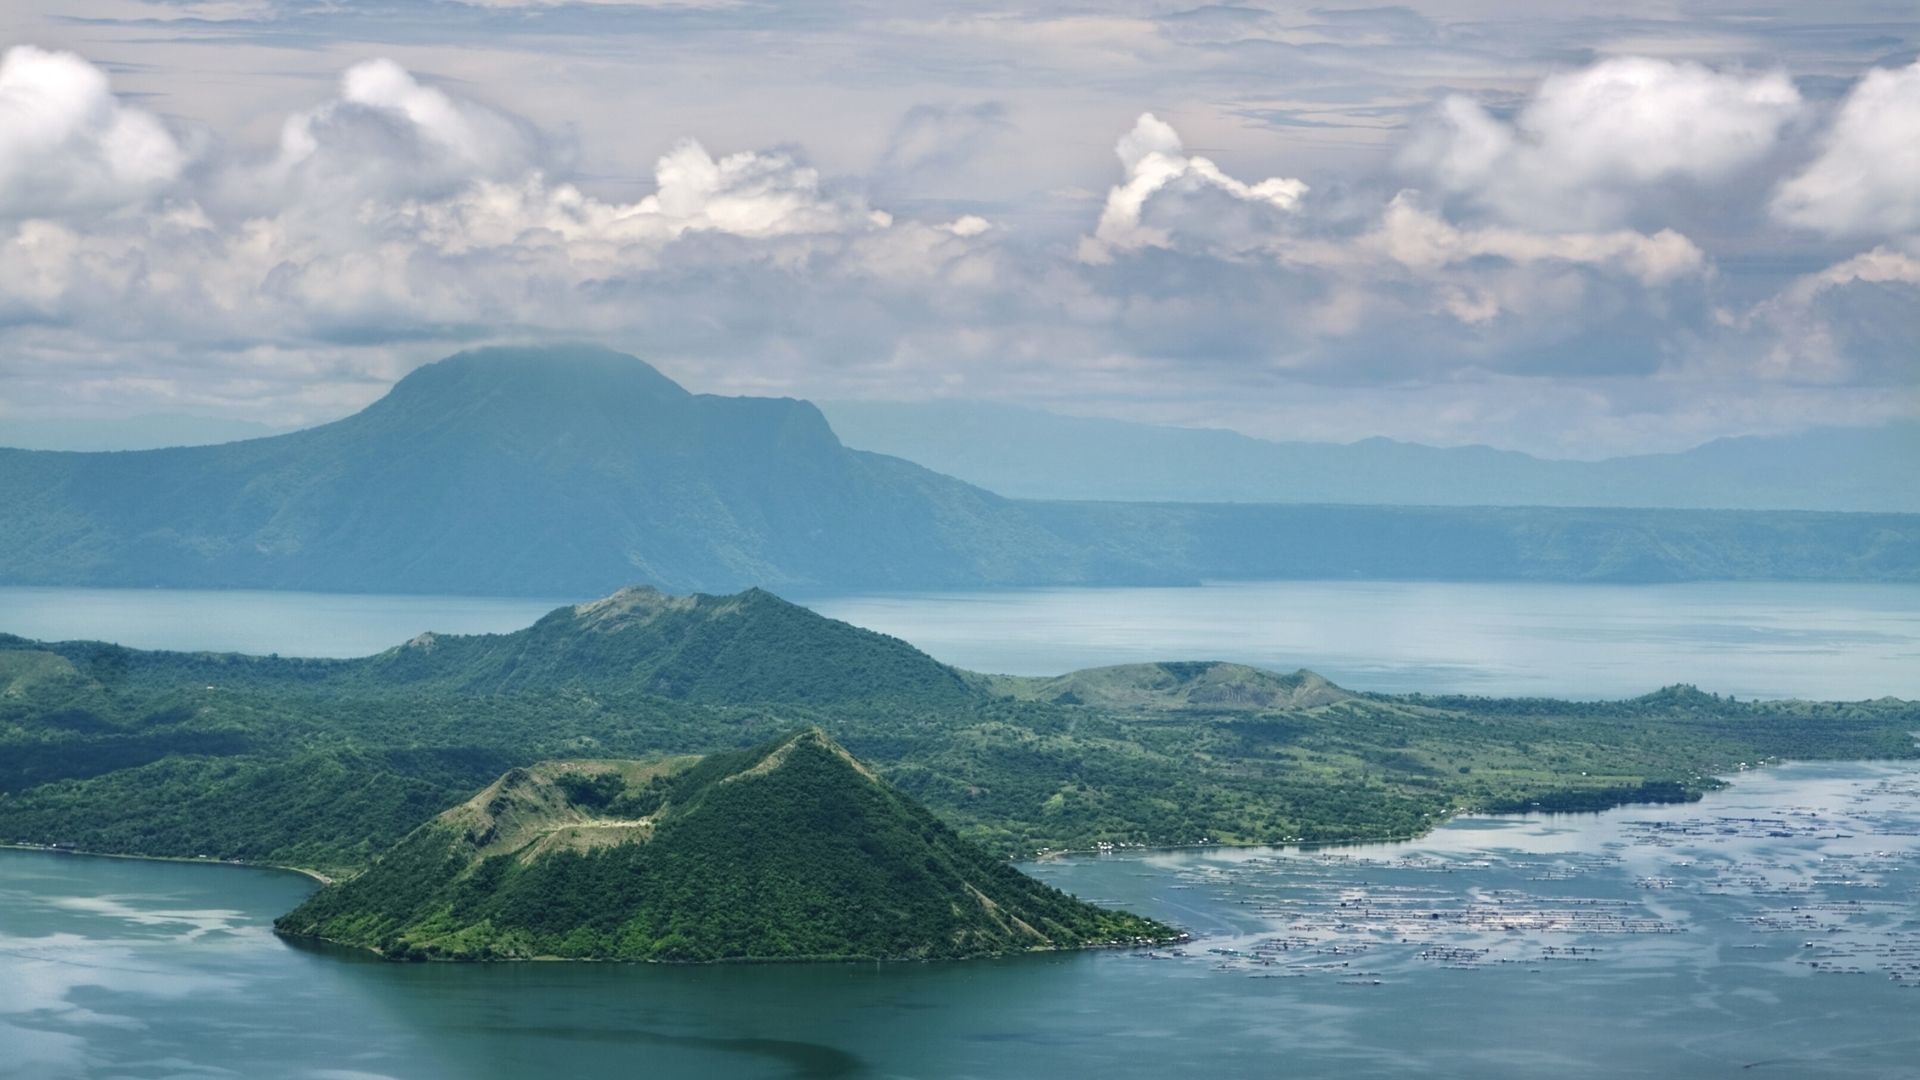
[819, 400, 1920, 512]
[1, 344, 1915, 593]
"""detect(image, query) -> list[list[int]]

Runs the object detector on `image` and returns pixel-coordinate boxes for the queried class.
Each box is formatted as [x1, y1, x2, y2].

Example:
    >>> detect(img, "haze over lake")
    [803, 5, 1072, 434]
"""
[5, 581, 1916, 700]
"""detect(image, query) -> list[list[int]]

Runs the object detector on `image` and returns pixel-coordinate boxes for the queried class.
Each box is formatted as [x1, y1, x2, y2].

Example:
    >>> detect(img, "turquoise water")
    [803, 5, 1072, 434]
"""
[4, 762, 1917, 1079]
[3, 581, 1917, 699]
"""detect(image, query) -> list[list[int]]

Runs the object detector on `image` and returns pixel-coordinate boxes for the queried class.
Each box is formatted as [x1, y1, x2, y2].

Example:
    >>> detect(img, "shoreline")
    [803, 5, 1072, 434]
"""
[1026, 795, 1698, 862]
[1027, 757, 1920, 864]
[0, 842, 335, 885]
[276, 926, 1190, 965]
[0, 769, 1760, 884]
[4, 758, 1888, 889]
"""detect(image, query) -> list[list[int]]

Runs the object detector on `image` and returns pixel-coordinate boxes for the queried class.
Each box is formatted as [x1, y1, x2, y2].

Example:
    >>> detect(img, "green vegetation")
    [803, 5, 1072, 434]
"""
[275, 730, 1175, 962]
[1, 344, 1913, 596]
[1, 593, 1915, 879]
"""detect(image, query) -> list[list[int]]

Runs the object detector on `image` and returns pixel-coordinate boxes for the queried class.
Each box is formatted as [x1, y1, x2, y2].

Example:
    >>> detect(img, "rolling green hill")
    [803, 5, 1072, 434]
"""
[274, 730, 1175, 962]
[0, 344, 1913, 594]
[357, 586, 979, 706]
[990, 662, 1353, 711]
[2, 587, 1916, 874]
[9, 585, 974, 708]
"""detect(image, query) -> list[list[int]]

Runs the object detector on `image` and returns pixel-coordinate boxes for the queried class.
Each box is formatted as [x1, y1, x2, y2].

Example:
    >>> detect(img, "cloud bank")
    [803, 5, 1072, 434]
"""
[1773, 60, 1920, 237]
[0, 40, 1912, 458]
[0, 46, 187, 218]
[1400, 57, 1802, 228]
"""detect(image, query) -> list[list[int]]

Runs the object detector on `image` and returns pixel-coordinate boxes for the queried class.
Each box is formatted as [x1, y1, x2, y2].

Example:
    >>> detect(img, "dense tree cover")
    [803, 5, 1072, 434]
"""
[2, 346, 1914, 596]
[5, 587, 975, 709]
[352, 587, 980, 706]
[2, 598, 1916, 875]
[276, 730, 1175, 962]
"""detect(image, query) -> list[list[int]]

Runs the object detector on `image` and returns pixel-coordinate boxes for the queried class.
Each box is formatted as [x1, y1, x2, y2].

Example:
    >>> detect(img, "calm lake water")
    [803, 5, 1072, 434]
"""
[802, 581, 1920, 700]
[2, 580, 1916, 699]
[5, 761, 1918, 1079]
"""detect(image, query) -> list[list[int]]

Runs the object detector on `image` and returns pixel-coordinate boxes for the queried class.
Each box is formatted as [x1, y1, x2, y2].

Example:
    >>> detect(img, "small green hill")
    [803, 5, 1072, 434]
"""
[993, 661, 1353, 711]
[356, 586, 977, 706]
[26, 585, 979, 709]
[274, 729, 1176, 962]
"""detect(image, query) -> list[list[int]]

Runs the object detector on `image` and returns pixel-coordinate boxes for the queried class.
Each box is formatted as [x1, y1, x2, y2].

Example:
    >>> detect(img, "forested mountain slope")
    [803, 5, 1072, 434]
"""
[2, 345, 1913, 593]
[3, 588, 1915, 873]
[275, 731, 1174, 962]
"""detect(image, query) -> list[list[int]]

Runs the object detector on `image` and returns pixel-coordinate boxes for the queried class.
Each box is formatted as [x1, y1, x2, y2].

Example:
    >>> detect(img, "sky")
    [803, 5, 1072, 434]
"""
[0, 0, 1915, 458]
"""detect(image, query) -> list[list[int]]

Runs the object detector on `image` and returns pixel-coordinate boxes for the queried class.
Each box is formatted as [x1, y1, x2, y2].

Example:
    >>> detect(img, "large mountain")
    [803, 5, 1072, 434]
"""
[0, 344, 1100, 594]
[2, 344, 1915, 594]
[273, 729, 1175, 961]
[820, 399, 1920, 513]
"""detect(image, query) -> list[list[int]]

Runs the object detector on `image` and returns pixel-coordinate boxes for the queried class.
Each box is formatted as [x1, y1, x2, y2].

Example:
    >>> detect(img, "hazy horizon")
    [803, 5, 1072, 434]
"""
[5, 385, 1915, 464]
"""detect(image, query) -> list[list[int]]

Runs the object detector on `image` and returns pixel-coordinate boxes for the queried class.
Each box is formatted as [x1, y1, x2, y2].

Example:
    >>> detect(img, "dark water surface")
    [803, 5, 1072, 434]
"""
[4, 762, 1917, 1079]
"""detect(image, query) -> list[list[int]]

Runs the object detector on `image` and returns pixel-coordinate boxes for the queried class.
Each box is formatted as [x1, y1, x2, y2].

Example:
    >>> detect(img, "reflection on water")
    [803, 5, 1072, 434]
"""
[4, 762, 1917, 1079]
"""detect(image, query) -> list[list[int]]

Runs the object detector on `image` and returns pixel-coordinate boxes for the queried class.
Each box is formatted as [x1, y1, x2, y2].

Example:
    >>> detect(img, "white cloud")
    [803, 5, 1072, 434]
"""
[1402, 57, 1801, 227]
[262, 58, 550, 203]
[0, 43, 1906, 459]
[1790, 245, 1920, 296]
[944, 215, 992, 238]
[1078, 112, 1705, 330]
[0, 54, 941, 357]
[1366, 195, 1707, 287]
[379, 139, 893, 281]
[0, 46, 188, 218]
[1732, 242, 1920, 382]
[1079, 112, 1307, 263]
[1772, 60, 1920, 238]
[1270, 194, 1712, 329]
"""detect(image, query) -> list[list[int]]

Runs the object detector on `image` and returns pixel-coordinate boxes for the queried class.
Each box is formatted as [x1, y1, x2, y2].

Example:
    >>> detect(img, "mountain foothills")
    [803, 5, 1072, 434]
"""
[821, 400, 1920, 513]
[275, 730, 1174, 961]
[1, 345, 1915, 596]
[2, 587, 1914, 880]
